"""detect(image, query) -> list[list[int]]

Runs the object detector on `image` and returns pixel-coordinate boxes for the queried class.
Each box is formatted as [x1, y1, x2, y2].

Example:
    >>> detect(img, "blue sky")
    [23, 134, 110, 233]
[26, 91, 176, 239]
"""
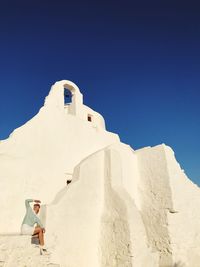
[0, 1, 199, 185]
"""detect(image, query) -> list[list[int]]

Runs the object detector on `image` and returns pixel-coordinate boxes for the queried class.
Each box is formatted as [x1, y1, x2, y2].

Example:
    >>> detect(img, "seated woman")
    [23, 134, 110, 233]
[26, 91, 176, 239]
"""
[21, 199, 47, 254]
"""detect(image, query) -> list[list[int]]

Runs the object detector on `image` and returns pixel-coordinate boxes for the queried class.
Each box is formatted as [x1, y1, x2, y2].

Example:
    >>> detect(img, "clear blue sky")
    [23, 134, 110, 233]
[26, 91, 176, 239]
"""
[0, 1, 199, 185]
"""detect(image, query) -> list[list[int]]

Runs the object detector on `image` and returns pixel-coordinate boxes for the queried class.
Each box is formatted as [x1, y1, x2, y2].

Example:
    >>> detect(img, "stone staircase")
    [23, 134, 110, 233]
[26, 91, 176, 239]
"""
[0, 235, 59, 267]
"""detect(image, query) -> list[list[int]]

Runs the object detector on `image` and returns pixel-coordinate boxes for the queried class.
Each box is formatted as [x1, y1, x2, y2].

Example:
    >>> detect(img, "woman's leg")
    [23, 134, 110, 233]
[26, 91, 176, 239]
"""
[33, 227, 44, 246]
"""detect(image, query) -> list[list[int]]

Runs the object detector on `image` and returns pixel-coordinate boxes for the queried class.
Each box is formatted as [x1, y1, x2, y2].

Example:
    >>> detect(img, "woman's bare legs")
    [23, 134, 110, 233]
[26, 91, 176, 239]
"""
[33, 227, 44, 246]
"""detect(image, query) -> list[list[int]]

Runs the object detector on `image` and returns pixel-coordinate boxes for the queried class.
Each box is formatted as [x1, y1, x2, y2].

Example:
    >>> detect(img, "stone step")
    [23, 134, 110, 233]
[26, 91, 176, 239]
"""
[0, 235, 60, 267]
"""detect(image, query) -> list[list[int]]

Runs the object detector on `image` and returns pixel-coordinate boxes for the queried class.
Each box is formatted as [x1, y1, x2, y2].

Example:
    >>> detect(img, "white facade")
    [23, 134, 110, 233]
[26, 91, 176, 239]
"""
[0, 80, 200, 267]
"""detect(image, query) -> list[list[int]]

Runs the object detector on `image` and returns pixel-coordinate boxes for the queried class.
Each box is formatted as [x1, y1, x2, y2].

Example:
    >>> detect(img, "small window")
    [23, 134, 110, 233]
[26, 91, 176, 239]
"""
[88, 115, 92, 122]
[66, 180, 72, 185]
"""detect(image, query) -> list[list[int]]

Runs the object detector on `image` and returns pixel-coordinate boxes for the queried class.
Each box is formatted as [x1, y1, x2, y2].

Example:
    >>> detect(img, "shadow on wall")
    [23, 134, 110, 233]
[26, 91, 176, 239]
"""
[173, 262, 185, 267]
[161, 261, 186, 267]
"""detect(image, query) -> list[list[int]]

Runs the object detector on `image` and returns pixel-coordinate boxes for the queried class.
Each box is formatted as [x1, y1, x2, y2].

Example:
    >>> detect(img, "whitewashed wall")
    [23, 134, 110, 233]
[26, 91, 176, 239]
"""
[1, 80, 200, 267]
[0, 81, 119, 233]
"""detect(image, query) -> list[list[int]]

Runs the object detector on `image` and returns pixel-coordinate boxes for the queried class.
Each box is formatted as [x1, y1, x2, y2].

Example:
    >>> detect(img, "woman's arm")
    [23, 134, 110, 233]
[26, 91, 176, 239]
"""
[25, 199, 34, 209]
[35, 215, 44, 228]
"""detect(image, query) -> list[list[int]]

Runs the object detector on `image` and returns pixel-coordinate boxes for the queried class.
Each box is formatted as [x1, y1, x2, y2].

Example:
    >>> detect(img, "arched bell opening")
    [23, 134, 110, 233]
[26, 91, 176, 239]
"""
[64, 88, 72, 105]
